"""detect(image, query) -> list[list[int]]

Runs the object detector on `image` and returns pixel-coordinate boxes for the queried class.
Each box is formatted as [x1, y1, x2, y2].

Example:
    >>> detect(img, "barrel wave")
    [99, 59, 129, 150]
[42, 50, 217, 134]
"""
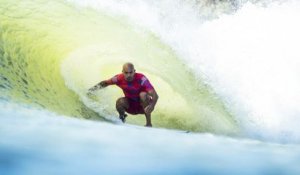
[2, 0, 300, 174]
[0, 0, 239, 134]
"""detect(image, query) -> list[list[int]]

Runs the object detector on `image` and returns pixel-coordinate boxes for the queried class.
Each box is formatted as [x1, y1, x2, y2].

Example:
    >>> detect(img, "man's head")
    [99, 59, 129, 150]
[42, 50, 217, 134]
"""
[122, 62, 136, 82]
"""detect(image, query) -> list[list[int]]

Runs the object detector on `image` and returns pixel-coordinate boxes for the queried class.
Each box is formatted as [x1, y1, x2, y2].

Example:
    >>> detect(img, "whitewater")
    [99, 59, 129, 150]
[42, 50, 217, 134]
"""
[1, 0, 300, 174]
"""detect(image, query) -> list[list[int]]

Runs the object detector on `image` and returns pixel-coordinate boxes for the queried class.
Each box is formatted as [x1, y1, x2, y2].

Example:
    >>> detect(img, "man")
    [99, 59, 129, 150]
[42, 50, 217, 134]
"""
[88, 63, 158, 127]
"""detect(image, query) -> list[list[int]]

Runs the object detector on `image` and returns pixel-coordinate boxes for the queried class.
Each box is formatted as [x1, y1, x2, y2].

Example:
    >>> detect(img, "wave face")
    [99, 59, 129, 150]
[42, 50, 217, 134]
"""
[0, 0, 239, 134]
[0, 0, 104, 119]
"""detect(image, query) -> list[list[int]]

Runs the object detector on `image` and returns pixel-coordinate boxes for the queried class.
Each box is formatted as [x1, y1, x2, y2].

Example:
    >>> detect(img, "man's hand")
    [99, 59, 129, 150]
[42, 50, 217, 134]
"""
[87, 86, 97, 97]
[88, 81, 107, 92]
[144, 104, 154, 114]
[86, 90, 94, 97]
[87, 81, 107, 97]
[88, 86, 97, 92]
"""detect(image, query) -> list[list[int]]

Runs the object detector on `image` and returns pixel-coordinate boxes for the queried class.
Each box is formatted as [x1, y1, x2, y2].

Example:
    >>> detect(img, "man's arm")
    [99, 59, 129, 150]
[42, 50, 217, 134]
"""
[144, 89, 159, 114]
[88, 80, 109, 92]
[88, 75, 118, 93]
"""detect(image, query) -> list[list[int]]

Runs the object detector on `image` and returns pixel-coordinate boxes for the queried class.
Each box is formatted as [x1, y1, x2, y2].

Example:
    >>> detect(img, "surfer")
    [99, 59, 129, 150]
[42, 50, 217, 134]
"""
[88, 63, 158, 127]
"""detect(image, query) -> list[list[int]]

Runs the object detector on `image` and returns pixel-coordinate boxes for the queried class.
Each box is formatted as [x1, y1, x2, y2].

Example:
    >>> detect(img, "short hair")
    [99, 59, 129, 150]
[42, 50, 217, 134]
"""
[122, 62, 135, 71]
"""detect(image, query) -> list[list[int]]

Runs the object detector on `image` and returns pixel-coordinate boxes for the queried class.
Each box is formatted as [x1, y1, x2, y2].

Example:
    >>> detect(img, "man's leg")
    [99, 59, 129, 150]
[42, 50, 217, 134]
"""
[116, 97, 129, 122]
[139, 92, 152, 127]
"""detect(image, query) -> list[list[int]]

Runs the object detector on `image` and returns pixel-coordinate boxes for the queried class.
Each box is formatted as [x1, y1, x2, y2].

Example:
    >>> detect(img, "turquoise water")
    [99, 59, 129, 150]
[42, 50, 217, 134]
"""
[1, 0, 300, 174]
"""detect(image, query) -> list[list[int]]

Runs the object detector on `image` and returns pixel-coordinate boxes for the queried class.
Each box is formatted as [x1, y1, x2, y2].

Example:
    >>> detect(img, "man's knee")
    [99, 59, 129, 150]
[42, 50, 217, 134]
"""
[116, 97, 128, 109]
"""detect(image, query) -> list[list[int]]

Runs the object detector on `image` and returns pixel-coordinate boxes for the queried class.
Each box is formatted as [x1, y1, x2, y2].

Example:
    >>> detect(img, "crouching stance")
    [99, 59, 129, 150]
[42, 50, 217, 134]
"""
[88, 63, 158, 127]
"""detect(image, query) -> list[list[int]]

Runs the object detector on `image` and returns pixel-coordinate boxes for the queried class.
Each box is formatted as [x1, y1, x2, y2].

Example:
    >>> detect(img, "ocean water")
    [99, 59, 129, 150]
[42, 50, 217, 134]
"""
[1, 0, 300, 174]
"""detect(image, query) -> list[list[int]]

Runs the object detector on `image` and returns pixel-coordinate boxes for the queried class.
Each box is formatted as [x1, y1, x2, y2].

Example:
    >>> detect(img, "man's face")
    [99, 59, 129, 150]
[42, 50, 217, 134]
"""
[122, 66, 135, 82]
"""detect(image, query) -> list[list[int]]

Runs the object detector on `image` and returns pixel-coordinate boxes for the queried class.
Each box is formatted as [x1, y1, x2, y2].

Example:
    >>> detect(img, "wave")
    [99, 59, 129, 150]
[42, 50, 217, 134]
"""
[0, 0, 239, 135]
